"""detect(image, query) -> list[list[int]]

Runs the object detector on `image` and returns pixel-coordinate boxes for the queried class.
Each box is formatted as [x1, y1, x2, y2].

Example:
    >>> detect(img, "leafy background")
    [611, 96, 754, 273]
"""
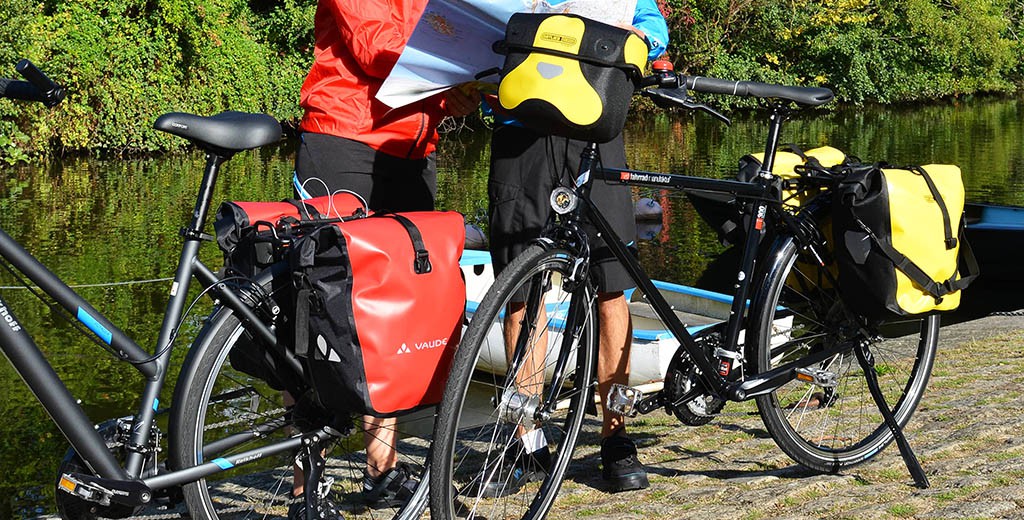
[0, 0, 1021, 159]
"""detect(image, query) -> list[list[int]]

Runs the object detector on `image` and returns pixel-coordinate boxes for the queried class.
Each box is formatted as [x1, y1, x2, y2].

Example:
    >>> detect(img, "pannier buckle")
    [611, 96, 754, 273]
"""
[414, 250, 432, 274]
[945, 237, 958, 249]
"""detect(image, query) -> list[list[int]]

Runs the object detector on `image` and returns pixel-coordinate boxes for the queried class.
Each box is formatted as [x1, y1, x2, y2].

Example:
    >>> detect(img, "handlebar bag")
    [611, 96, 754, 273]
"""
[494, 12, 648, 143]
[833, 163, 979, 318]
[290, 211, 465, 417]
[214, 192, 366, 278]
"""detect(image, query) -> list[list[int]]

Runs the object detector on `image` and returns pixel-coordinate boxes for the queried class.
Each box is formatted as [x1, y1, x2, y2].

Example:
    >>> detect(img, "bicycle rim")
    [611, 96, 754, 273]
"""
[751, 237, 938, 471]
[172, 285, 430, 519]
[431, 245, 596, 520]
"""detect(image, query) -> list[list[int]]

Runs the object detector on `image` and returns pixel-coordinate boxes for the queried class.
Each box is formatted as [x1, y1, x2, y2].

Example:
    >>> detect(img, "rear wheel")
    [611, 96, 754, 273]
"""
[749, 237, 939, 472]
[170, 276, 430, 519]
[430, 245, 597, 520]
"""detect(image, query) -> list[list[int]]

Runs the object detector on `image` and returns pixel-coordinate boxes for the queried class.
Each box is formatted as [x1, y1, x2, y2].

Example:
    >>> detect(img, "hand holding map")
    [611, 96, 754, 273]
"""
[377, 0, 638, 109]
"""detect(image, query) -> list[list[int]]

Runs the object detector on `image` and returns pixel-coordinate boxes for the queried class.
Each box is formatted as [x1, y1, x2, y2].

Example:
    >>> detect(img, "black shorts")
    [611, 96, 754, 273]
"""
[294, 132, 436, 212]
[488, 125, 637, 293]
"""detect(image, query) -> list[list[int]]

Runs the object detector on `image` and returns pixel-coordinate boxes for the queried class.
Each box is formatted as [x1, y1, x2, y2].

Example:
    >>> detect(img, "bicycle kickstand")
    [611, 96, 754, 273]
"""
[854, 340, 930, 489]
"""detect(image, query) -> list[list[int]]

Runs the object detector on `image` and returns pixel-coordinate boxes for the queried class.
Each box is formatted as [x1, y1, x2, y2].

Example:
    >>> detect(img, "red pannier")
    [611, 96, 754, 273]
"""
[290, 211, 465, 417]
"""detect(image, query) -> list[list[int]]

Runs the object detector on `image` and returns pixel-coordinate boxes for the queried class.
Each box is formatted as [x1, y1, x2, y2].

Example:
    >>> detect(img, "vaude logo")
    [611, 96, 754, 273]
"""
[0, 303, 22, 332]
[397, 338, 448, 355]
[316, 335, 341, 362]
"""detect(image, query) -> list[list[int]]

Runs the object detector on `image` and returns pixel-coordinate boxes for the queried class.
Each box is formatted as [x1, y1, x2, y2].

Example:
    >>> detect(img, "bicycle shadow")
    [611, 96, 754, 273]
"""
[563, 419, 812, 493]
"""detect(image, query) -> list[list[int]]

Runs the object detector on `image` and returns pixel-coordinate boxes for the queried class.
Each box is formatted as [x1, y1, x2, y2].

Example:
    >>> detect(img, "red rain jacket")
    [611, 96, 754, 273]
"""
[299, 0, 449, 159]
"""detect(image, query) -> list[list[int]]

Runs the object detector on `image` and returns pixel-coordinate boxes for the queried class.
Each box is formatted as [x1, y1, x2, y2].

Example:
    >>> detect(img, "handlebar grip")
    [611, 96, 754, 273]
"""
[15, 59, 65, 107]
[0, 78, 46, 103]
[678, 75, 834, 106]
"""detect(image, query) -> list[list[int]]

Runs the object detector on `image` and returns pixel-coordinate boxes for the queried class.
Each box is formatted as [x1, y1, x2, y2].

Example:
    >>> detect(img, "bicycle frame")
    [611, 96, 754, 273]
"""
[540, 104, 858, 408]
[0, 154, 295, 497]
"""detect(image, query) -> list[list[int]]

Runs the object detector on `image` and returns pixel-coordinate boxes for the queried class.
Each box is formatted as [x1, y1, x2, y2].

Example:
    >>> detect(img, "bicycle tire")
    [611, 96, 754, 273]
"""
[430, 245, 597, 520]
[749, 236, 939, 472]
[170, 274, 430, 519]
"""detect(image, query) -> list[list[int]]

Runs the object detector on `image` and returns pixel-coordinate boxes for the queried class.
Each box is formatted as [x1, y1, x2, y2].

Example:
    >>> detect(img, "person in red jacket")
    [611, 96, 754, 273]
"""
[290, 0, 478, 516]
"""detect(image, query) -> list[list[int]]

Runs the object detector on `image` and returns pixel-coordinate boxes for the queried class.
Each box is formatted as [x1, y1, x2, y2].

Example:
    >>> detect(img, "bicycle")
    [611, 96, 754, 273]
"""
[0, 60, 429, 520]
[429, 61, 939, 519]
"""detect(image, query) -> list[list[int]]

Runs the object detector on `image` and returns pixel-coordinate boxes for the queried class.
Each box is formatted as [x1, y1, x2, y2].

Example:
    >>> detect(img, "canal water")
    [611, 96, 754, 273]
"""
[0, 96, 1021, 516]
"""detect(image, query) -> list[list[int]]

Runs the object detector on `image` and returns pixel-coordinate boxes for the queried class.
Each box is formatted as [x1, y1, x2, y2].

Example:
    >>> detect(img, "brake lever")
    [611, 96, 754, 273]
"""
[643, 88, 731, 126]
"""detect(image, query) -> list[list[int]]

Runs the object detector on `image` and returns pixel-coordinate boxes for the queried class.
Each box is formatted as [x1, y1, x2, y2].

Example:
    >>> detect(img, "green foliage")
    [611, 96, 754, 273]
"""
[661, 0, 1022, 105]
[0, 0, 315, 160]
[0, 0, 1022, 157]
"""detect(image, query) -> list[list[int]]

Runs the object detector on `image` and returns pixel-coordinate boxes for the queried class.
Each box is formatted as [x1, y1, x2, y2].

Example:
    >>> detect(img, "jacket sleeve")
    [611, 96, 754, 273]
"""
[633, 0, 669, 61]
[324, 0, 415, 79]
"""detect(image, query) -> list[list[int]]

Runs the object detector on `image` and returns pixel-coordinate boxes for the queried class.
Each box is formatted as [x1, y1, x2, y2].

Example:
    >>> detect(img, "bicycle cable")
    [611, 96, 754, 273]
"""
[0, 276, 174, 290]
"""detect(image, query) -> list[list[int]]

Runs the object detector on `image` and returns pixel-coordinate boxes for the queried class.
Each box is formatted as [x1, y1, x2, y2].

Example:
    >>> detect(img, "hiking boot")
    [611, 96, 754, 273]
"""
[600, 434, 649, 492]
[287, 494, 344, 520]
[475, 442, 552, 498]
[363, 463, 419, 508]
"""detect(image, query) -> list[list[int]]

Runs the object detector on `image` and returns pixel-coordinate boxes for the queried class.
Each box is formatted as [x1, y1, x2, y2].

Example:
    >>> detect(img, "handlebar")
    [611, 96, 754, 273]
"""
[639, 70, 834, 108]
[1, 59, 66, 107]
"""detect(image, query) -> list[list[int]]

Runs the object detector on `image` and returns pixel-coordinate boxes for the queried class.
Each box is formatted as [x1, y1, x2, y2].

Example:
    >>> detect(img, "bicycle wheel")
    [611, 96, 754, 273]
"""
[170, 275, 430, 519]
[749, 236, 939, 472]
[430, 245, 597, 520]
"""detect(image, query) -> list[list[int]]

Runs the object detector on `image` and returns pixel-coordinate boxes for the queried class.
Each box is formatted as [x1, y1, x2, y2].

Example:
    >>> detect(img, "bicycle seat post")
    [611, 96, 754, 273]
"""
[757, 104, 791, 178]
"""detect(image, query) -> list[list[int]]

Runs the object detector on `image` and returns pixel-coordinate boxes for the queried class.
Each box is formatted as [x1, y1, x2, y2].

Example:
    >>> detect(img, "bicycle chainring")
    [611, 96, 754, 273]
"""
[663, 333, 727, 427]
[55, 418, 157, 519]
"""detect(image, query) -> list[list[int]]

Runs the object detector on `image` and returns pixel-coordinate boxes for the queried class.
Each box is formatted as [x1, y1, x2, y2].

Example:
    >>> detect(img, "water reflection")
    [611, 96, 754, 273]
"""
[0, 96, 1021, 516]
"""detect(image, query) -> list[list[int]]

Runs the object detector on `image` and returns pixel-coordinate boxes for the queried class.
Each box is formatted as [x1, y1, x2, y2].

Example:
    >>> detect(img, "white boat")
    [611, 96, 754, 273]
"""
[458, 250, 774, 387]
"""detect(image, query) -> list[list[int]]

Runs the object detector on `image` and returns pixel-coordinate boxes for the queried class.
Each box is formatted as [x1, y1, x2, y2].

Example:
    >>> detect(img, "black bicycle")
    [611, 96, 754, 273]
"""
[429, 64, 938, 519]
[1, 60, 429, 520]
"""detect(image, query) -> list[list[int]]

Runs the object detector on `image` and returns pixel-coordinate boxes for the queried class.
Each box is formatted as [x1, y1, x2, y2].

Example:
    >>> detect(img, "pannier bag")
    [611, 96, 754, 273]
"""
[690, 145, 848, 246]
[214, 192, 366, 278]
[833, 164, 979, 317]
[494, 12, 649, 143]
[291, 211, 466, 417]
[213, 192, 365, 392]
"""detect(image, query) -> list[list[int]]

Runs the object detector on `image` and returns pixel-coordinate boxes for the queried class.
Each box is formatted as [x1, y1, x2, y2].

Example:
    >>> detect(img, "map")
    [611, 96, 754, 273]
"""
[377, 0, 638, 108]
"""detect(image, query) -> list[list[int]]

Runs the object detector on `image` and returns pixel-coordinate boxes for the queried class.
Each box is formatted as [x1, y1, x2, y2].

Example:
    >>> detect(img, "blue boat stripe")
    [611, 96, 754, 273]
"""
[212, 458, 234, 470]
[153, 399, 159, 411]
[77, 308, 113, 344]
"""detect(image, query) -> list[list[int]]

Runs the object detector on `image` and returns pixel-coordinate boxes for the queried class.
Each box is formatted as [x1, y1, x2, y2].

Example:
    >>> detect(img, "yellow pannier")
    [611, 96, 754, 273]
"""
[833, 163, 979, 318]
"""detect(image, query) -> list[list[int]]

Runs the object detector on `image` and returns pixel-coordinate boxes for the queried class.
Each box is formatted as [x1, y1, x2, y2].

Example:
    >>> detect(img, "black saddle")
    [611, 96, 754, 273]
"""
[154, 111, 282, 155]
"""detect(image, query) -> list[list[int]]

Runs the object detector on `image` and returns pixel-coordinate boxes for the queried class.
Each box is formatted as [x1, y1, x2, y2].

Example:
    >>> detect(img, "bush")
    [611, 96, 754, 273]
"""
[0, 0, 314, 161]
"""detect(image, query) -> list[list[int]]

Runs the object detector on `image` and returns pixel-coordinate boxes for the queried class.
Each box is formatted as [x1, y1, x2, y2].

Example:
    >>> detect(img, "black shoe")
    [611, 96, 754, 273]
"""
[363, 463, 419, 508]
[600, 435, 649, 492]
[287, 494, 344, 520]
[475, 442, 552, 498]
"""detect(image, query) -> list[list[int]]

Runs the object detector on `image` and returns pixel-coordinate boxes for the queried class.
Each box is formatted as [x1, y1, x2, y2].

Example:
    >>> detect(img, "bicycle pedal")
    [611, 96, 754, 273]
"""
[606, 384, 643, 417]
[794, 367, 838, 388]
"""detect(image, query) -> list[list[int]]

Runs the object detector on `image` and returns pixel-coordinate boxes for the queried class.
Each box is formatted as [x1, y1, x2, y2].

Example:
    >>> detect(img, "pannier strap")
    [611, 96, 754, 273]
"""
[907, 166, 956, 250]
[285, 199, 323, 221]
[387, 214, 432, 274]
[493, 41, 642, 77]
[858, 217, 980, 301]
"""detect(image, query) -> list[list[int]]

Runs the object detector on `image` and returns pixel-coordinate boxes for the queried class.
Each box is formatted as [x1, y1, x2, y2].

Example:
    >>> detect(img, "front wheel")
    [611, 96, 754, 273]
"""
[170, 274, 430, 519]
[430, 245, 597, 520]
[749, 237, 939, 472]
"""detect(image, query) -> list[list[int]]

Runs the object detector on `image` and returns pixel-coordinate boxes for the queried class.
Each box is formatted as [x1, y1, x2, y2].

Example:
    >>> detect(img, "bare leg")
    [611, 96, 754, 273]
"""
[363, 416, 399, 478]
[504, 301, 548, 437]
[595, 291, 631, 438]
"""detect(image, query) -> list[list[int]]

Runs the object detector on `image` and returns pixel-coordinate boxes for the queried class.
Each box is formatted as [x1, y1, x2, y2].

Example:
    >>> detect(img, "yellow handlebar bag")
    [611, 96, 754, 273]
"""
[495, 13, 648, 143]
